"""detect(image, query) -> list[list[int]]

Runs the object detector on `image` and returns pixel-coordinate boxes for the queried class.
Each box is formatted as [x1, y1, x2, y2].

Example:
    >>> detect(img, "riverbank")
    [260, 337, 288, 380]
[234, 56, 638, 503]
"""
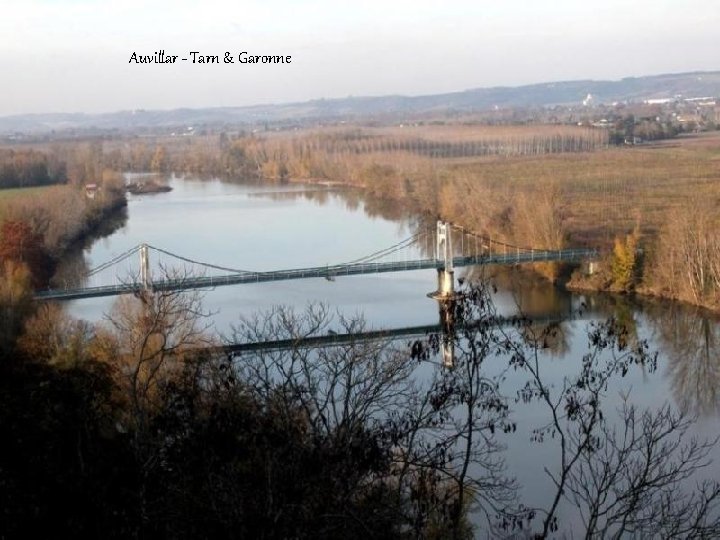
[565, 256, 720, 314]
[126, 180, 172, 194]
[0, 179, 128, 288]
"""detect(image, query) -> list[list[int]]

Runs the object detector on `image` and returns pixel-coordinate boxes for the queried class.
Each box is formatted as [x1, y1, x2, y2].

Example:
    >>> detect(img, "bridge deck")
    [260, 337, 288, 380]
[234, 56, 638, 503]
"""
[36, 249, 599, 301]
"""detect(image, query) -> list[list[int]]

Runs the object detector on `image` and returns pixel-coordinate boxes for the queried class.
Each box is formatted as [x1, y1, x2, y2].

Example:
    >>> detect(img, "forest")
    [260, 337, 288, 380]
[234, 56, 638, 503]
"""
[0, 143, 126, 356]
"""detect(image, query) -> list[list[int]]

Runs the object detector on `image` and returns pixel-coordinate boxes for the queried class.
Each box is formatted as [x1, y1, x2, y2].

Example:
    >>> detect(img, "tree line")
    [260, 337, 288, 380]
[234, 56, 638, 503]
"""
[99, 125, 608, 179]
[608, 114, 682, 144]
[0, 149, 67, 189]
[89, 128, 720, 308]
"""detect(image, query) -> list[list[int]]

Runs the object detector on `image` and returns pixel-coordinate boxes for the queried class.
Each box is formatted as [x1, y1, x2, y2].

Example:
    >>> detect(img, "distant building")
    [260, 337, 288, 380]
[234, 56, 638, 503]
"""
[85, 183, 98, 199]
[684, 96, 715, 103]
[624, 136, 644, 145]
[677, 114, 703, 124]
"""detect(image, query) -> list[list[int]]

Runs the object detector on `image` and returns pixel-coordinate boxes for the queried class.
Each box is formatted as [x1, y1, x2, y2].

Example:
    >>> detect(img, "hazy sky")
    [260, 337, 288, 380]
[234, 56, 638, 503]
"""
[1, 0, 718, 115]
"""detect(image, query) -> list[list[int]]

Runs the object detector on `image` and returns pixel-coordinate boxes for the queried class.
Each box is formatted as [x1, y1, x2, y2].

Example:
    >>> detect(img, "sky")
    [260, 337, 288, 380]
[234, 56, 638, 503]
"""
[1, 0, 719, 116]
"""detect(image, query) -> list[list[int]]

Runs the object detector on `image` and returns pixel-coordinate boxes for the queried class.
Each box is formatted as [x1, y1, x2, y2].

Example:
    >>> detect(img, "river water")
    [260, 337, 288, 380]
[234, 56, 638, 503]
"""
[62, 175, 720, 533]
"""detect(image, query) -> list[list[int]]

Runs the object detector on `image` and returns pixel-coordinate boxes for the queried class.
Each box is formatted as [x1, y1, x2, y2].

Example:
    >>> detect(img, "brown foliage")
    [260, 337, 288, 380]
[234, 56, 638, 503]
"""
[17, 303, 94, 367]
[0, 219, 53, 286]
[0, 260, 33, 358]
[102, 277, 214, 426]
[0, 148, 66, 188]
[647, 200, 720, 308]
[1, 179, 125, 260]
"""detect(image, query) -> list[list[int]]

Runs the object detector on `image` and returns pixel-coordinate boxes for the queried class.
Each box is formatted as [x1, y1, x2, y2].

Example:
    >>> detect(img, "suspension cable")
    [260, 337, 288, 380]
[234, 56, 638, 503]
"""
[450, 224, 538, 253]
[336, 231, 424, 265]
[86, 245, 142, 277]
[146, 245, 259, 275]
[93, 227, 436, 281]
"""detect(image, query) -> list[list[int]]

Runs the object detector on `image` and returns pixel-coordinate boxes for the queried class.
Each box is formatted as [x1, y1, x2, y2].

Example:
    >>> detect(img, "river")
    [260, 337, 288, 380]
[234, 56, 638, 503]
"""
[60, 175, 720, 533]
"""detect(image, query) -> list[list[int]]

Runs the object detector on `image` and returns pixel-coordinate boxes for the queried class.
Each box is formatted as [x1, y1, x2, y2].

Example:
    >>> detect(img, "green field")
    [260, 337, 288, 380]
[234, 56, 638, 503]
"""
[0, 185, 56, 225]
[0, 185, 54, 200]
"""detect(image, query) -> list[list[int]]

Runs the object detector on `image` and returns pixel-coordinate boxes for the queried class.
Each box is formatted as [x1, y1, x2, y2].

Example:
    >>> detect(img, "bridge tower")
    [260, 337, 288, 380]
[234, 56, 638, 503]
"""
[139, 244, 151, 290]
[429, 221, 459, 367]
[433, 220, 455, 298]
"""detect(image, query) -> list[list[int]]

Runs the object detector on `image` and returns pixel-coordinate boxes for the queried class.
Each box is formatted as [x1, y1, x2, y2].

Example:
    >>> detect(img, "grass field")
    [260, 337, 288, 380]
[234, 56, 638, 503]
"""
[449, 131, 720, 242]
[0, 185, 54, 200]
[0, 185, 55, 226]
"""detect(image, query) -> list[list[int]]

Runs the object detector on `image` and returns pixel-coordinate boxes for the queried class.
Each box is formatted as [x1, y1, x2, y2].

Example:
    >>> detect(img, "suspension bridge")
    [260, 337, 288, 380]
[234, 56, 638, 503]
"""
[36, 221, 600, 301]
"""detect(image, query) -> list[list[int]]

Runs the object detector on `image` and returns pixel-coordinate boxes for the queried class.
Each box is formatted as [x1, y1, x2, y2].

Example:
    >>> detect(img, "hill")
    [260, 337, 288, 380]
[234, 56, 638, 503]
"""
[1, 71, 719, 134]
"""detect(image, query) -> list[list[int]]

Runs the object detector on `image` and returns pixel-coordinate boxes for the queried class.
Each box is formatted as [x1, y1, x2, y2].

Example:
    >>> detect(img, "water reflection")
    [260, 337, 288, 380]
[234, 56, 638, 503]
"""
[647, 302, 720, 417]
[247, 185, 409, 221]
[247, 187, 337, 205]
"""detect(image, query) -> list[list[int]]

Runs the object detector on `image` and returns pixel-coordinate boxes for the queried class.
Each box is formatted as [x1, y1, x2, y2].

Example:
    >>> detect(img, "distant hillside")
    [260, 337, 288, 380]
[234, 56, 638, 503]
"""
[2, 71, 719, 134]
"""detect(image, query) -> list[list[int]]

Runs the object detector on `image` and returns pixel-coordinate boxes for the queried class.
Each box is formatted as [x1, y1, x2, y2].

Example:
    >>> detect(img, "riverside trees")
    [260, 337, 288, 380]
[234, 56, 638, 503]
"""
[647, 200, 720, 309]
[0, 149, 66, 189]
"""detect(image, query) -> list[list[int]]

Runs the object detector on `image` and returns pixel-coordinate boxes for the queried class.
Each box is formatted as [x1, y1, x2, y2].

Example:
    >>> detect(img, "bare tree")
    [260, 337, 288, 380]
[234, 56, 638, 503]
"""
[230, 295, 535, 537]
[650, 200, 720, 309]
[227, 284, 720, 538]
[102, 267, 215, 426]
[489, 286, 720, 538]
[398, 286, 523, 537]
[230, 305, 420, 534]
[567, 400, 720, 538]
[98, 267, 215, 531]
[230, 302, 523, 537]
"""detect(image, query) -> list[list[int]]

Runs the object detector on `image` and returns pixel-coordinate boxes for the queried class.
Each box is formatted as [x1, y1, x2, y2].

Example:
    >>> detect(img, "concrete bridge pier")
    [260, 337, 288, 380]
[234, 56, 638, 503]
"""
[434, 267, 455, 298]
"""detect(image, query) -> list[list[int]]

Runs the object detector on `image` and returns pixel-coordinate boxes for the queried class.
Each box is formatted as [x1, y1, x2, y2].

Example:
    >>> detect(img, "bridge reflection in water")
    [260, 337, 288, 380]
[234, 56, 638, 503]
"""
[223, 308, 589, 368]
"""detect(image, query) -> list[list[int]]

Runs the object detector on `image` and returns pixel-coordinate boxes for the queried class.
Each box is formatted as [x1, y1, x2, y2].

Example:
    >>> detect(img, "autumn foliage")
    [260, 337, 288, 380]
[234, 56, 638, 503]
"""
[0, 219, 53, 287]
[0, 149, 66, 189]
